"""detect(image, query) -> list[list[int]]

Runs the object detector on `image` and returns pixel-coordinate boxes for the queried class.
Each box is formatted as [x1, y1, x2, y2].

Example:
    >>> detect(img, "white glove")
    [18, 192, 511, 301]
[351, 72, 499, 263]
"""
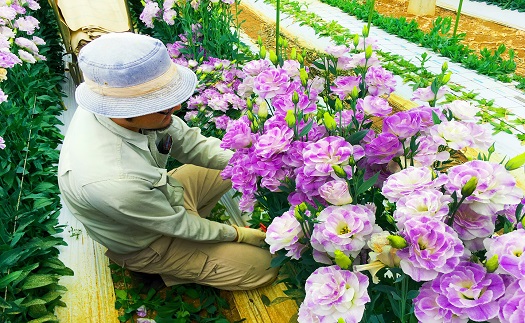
[233, 225, 266, 246]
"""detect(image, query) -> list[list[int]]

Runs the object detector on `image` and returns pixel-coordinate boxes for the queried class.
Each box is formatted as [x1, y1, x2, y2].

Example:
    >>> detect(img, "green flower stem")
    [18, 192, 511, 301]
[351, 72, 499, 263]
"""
[453, 0, 465, 38]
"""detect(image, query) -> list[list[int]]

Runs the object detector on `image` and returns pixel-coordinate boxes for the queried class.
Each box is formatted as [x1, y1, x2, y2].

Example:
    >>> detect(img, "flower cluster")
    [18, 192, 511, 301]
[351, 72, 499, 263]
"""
[219, 38, 525, 322]
[140, 0, 234, 27]
[0, 0, 45, 104]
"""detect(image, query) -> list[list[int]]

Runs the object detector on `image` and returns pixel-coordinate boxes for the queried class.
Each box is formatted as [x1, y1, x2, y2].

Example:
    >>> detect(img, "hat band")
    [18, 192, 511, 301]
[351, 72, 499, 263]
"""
[84, 63, 179, 97]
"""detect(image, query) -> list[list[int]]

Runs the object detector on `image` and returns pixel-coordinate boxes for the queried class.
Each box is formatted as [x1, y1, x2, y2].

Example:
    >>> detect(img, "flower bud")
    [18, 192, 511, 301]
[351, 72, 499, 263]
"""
[365, 45, 373, 59]
[292, 91, 299, 104]
[334, 98, 343, 112]
[290, 48, 297, 60]
[362, 24, 369, 37]
[299, 68, 308, 87]
[285, 109, 296, 128]
[259, 45, 267, 59]
[294, 206, 304, 222]
[461, 176, 478, 198]
[337, 319, 345, 323]
[298, 202, 308, 213]
[442, 72, 452, 84]
[485, 254, 499, 273]
[246, 110, 255, 122]
[258, 101, 268, 119]
[269, 50, 278, 65]
[282, 38, 288, 48]
[297, 53, 304, 64]
[323, 112, 337, 131]
[332, 165, 347, 179]
[334, 250, 352, 270]
[257, 35, 263, 46]
[387, 235, 408, 249]
[488, 143, 495, 154]
[505, 151, 525, 171]
[246, 98, 253, 110]
[441, 61, 448, 73]
[351, 86, 360, 99]
[214, 62, 223, 70]
[353, 34, 359, 48]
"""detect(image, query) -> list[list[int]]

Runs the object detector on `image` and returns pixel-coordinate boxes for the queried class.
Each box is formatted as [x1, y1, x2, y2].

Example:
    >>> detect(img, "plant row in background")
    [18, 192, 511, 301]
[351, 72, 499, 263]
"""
[262, 0, 525, 144]
[471, 0, 525, 12]
[0, 1, 74, 323]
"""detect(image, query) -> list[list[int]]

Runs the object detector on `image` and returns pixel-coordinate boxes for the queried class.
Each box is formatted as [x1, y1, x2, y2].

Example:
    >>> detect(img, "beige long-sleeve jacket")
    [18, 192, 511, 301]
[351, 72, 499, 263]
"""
[58, 108, 236, 254]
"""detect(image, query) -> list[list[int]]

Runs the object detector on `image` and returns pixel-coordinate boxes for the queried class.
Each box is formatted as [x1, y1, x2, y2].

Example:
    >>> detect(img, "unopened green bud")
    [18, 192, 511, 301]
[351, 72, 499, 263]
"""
[442, 72, 452, 84]
[337, 319, 346, 323]
[488, 143, 496, 154]
[461, 176, 478, 198]
[485, 254, 499, 273]
[332, 165, 347, 179]
[246, 98, 253, 110]
[522, 215, 525, 228]
[250, 120, 258, 132]
[299, 68, 308, 87]
[285, 109, 296, 128]
[269, 50, 278, 65]
[290, 48, 297, 60]
[362, 24, 369, 37]
[387, 235, 408, 249]
[246, 110, 255, 122]
[351, 86, 360, 99]
[258, 101, 268, 119]
[259, 45, 267, 59]
[282, 38, 288, 48]
[294, 206, 304, 221]
[257, 35, 263, 46]
[292, 91, 299, 104]
[298, 202, 308, 213]
[297, 53, 304, 64]
[441, 61, 448, 73]
[353, 34, 359, 47]
[199, 74, 207, 80]
[334, 250, 352, 270]
[365, 45, 373, 59]
[334, 98, 343, 112]
[386, 213, 396, 226]
[323, 112, 337, 131]
[505, 151, 525, 171]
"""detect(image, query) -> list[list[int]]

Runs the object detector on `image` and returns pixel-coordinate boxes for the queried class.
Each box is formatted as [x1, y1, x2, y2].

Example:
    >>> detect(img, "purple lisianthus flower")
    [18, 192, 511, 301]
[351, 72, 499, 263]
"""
[453, 204, 495, 251]
[14, 16, 39, 35]
[311, 204, 378, 258]
[242, 59, 271, 76]
[364, 132, 401, 165]
[413, 281, 469, 323]
[412, 135, 450, 167]
[445, 160, 523, 216]
[0, 6, 17, 20]
[18, 49, 36, 64]
[299, 266, 370, 323]
[484, 229, 525, 279]
[0, 50, 21, 68]
[398, 217, 465, 281]
[15, 37, 38, 54]
[412, 85, 447, 102]
[225, 151, 258, 196]
[282, 60, 301, 78]
[382, 166, 447, 202]
[282, 140, 307, 168]
[136, 319, 156, 323]
[345, 52, 380, 69]
[356, 95, 391, 118]
[365, 66, 396, 96]
[382, 111, 421, 139]
[213, 115, 231, 130]
[334, 109, 364, 128]
[295, 167, 330, 201]
[136, 305, 147, 317]
[140, 1, 160, 28]
[428, 120, 473, 150]
[0, 89, 7, 105]
[330, 75, 361, 100]
[431, 262, 505, 322]
[303, 136, 353, 177]
[318, 179, 353, 206]
[265, 210, 306, 259]
[498, 278, 525, 323]
[253, 67, 290, 99]
[220, 115, 252, 150]
[254, 125, 293, 159]
[393, 189, 452, 229]
[409, 105, 445, 128]
[324, 45, 349, 58]
[464, 122, 493, 151]
[0, 136, 5, 149]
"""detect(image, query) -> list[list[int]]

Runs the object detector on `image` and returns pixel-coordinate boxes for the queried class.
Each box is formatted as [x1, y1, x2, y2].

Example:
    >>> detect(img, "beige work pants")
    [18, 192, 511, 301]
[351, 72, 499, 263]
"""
[106, 165, 278, 290]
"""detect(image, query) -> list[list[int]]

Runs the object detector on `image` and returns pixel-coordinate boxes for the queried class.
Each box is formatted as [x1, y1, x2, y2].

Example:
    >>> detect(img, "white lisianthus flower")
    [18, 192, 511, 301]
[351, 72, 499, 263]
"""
[428, 120, 473, 150]
[445, 100, 480, 121]
[318, 180, 353, 205]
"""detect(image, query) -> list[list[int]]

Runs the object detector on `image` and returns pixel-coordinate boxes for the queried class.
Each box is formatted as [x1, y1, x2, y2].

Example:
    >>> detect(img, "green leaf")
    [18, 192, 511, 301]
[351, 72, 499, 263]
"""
[185, 288, 199, 299]
[261, 294, 271, 306]
[21, 274, 58, 290]
[298, 120, 314, 137]
[270, 253, 288, 268]
[356, 172, 379, 196]
[22, 298, 47, 307]
[115, 289, 128, 300]
[0, 270, 23, 289]
[407, 289, 420, 299]
[347, 129, 369, 145]
[26, 313, 58, 323]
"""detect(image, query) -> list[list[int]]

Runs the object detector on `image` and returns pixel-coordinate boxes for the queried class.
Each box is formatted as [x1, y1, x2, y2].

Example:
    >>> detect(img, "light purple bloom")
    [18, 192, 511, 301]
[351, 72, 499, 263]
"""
[324, 45, 349, 58]
[413, 281, 469, 323]
[397, 217, 464, 281]
[364, 132, 401, 165]
[282, 60, 301, 78]
[220, 116, 252, 150]
[334, 109, 364, 127]
[330, 75, 361, 100]
[299, 266, 370, 323]
[14, 16, 39, 35]
[356, 95, 391, 117]
[253, 67, 290, 99]
[412, 85, 447, 102]
[303, 136, 353, 177]
[318, 180, 353, 206]
[382, 111, 420, 139]
[162, 9, 177, 25]
[453, 204, 495, 251]
[15, 37, 38, 53]
[265, 210, 306, 259]
[242, 59, 271, 76]
[484, 229, 525, 279]
[464, 122, 493, 151]
[136, 305, 147, 317]
[445, 160, 523, 216]
[428, 120, 473, 150]
[18, 49, 35, 63]
[254, 124, 293, 159]
[431, 262, 505, 322]
[345, 52, 380, 69]
[0, 89, 7, 105]
[393, 189, 452, 229]
[413, 135, 450, 167]
[136, 319, 156, 323]
[0, 50, 21, 68]
[140, 1, 160, 28]
[382, 166, 447, 202]
[498, 278, 525, 323]
[365, 66, 396, 96]
[311, 204, 378, 258]
[0, 136, 5, 149]
[0, 7, 17, 20]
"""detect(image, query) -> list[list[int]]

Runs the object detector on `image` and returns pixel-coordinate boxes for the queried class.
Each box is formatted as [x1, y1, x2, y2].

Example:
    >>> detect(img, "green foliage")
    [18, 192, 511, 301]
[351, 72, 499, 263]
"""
[471, 0, 525, 11]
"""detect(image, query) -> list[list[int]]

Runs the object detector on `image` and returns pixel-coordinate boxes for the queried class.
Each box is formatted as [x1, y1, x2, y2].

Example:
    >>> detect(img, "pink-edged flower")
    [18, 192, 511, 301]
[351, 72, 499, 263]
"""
[324, 45, 349, 58]
[299, 266, 370, 323]
[0, 7, 17, 21]
[254, 124, 293, 159]
[356, 95, 392, 117]
[464, 122, 493, 151]
[382, 111, 421, 139]
[18, 49, 35, 63]
[412, 85, 447, 102]
[253, 67, 290, 99]
[498, 278, 525, 323]
[311, 204, 378, 258]
[484, 229, 525, 279]
[430, 262, 505, 322]
[242, 59, 271, 76]
[397, 217, 465, 281]
[136, 305, 147, 317]
[412, 135, 450, 167]
[14, 16, 39, 35]
[393, 189, 452, 229]
[414, 281, 469, 323]
[0, 50, 21, 68]
[0, 136, 5, 149]
[220, 115, 252, 150]
[162, 9, 177, 25]
[382, 166, 447, 202]
[318, 179, 353, 206]
[444, 100, 480, 121]
[140, 1, 160, 28]
[265, 210, 306, 259]
[345, 52, 380, 69]
[428, 120, 473, 150]
[453, 204, 495, 251]
[445, 160, 523, 216]
[281, 60, 301, 78]
[364, 132, 401, 165]
[364, 66, 396, 96]
[303, 136, 354, 177]
[330, 75, 361, 100]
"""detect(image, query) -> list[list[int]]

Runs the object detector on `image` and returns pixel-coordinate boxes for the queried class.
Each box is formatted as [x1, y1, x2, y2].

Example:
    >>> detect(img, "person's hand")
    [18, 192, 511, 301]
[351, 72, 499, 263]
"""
[233, 225, 266, 247]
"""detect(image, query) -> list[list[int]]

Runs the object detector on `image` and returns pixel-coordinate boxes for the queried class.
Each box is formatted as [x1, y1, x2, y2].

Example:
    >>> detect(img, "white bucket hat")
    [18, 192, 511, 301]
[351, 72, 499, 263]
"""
[75, 32, 197, 118]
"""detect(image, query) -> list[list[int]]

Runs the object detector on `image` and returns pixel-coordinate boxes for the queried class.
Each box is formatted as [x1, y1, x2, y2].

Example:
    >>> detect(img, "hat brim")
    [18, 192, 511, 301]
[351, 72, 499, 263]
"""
[75, 63, 197, 118]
